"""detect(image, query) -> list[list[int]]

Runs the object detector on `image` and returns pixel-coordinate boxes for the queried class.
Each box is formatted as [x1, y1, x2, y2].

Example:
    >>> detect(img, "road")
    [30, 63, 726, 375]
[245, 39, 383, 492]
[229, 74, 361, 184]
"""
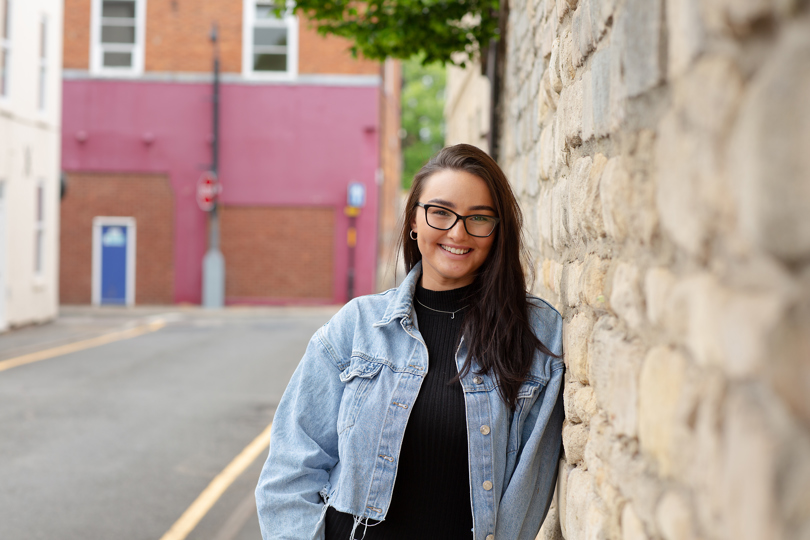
[0, 305, 339, 540]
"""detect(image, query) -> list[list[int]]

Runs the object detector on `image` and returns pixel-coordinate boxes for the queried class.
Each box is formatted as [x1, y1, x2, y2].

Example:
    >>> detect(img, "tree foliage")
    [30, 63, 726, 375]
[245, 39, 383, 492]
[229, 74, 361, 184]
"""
[289, 0, 499, 65]
[400, 56, 446, 188]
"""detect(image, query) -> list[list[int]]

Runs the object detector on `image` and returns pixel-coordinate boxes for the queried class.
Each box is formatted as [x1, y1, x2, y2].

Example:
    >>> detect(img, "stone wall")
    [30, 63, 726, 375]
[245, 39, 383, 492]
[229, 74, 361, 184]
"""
[470, 0, 810, 539]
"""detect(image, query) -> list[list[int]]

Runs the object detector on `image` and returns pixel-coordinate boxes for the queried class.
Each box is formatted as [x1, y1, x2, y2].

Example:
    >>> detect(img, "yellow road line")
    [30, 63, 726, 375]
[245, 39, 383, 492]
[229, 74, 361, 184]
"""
[0, 319, 167, 373]
[159, 422, 273, 540]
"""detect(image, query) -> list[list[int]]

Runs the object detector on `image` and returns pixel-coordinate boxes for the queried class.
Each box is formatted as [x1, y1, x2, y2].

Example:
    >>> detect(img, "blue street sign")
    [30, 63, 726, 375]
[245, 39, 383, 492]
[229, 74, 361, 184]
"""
[347, 182, 366, 208]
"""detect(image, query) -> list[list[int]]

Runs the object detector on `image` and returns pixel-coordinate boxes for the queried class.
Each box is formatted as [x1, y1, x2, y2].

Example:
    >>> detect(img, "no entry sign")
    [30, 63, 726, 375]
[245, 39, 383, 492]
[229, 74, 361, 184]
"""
[197, 171, 221, 211]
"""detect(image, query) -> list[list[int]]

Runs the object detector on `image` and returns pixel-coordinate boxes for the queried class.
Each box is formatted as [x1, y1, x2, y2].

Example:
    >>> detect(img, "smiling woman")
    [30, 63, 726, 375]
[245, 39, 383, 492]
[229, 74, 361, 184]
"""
[256, 144, 565, 540]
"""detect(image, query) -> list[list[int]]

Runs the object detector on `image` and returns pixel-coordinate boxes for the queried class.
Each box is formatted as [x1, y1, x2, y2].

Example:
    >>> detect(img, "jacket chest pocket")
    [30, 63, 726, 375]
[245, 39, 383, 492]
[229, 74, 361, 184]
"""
[337, 356, 384, 434]
[507, 379, 543, 456]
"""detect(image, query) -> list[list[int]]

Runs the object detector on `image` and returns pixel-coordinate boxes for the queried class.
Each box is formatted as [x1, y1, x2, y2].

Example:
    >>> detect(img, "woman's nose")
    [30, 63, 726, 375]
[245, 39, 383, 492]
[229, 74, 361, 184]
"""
[447, 218, 468, 239]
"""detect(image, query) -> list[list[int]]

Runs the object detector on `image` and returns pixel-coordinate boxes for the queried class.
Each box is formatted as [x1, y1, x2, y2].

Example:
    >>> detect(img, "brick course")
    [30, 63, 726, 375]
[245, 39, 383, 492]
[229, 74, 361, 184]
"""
[220, 206, 333, 301]
[60, 172, 174, 304]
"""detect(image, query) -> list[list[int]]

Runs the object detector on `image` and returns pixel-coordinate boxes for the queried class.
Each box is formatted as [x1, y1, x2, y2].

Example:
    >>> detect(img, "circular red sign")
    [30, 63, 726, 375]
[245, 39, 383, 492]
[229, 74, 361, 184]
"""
[197, 171, 220, 211]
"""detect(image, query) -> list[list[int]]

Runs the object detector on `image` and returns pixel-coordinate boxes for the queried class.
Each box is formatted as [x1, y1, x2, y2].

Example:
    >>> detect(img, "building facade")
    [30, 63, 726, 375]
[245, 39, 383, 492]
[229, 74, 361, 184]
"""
[60, 0, 399, 306]
[449, 1, 810, 539]
[0, 0, 64, 330]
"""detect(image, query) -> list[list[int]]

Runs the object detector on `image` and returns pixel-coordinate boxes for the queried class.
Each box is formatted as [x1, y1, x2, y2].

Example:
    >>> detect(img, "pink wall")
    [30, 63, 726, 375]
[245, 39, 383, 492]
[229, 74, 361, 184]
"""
[62, 79, 381, 304]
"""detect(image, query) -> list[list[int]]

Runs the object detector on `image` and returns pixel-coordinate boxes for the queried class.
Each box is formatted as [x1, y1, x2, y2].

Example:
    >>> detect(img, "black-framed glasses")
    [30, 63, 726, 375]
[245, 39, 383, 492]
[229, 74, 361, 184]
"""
[416, 202, 500, 238]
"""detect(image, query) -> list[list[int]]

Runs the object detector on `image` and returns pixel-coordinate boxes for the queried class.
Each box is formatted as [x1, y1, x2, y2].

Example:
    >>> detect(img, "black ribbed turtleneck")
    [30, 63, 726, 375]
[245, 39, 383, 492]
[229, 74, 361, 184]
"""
[325, 281, 475, 539]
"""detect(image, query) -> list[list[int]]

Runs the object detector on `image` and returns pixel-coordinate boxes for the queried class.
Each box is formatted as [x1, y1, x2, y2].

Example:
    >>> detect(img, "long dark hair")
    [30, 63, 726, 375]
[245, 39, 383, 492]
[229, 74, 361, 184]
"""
[400, 144, 560, 409]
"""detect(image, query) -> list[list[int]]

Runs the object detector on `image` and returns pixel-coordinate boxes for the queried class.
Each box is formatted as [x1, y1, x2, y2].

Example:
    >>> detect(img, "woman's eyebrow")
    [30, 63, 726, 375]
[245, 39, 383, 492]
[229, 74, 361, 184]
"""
[427, 199, 497, 213]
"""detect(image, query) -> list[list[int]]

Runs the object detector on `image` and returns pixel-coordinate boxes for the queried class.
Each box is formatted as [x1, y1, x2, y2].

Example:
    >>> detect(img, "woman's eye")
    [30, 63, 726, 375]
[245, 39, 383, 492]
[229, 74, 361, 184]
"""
[471, 215, 492, 222]
[430, 209, 452, 217]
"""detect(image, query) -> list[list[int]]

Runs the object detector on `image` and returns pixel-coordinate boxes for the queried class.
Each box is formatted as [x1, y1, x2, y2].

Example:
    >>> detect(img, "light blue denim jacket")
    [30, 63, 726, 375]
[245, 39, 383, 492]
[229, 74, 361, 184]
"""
[256, 262, 565, 540]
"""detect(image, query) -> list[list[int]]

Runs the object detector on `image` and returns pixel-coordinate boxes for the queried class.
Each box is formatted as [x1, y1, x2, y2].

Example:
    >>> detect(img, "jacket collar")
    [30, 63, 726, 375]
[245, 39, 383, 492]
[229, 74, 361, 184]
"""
[374, 261, 421, 326]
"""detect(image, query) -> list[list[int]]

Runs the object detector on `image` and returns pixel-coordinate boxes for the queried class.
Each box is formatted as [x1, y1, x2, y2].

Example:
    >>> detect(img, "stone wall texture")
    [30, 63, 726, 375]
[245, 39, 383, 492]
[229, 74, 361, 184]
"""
[454, 1, 810, 539]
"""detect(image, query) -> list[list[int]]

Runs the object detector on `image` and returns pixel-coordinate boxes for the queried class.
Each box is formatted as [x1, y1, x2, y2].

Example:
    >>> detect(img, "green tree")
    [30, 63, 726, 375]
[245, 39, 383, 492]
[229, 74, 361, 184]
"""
[288, 0, 499, 65]
[400, 56, 446, 189]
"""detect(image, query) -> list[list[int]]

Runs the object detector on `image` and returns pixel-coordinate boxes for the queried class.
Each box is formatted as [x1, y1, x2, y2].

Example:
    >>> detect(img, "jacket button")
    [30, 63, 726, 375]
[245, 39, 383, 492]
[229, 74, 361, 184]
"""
[480, 425, 490, 435]
[482, 480, 493, 491]
[486, 535, 494, 540]
[473, 376, 483, 384]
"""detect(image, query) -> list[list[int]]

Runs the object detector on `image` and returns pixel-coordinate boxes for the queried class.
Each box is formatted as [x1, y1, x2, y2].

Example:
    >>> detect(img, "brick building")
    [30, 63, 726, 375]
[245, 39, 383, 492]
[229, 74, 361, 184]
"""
[60, 0, 400, 306]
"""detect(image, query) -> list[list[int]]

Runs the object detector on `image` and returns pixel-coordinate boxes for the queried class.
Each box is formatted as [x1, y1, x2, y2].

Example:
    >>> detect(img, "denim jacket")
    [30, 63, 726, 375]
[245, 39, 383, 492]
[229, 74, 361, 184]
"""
[256, 262, 565, 540]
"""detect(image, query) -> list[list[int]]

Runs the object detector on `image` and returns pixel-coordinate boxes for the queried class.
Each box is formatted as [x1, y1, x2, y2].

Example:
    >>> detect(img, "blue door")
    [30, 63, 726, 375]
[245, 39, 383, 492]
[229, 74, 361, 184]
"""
[100, 225, 128, 305]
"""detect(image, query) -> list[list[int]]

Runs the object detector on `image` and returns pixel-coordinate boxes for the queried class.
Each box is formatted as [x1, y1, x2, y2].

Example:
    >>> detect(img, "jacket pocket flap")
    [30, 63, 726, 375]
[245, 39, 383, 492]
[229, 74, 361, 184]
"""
[339, 356, 384, 383]
[517, 377, 543, 399]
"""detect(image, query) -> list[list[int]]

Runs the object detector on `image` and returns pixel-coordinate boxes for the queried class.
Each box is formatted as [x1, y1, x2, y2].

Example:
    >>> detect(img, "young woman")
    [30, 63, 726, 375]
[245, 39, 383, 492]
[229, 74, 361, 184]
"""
[256, 144, 565, 540]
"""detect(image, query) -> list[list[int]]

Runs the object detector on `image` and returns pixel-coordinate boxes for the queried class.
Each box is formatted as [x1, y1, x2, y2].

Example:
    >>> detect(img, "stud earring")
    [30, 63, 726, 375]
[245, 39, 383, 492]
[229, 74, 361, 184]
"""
[409, 230, 417, 240]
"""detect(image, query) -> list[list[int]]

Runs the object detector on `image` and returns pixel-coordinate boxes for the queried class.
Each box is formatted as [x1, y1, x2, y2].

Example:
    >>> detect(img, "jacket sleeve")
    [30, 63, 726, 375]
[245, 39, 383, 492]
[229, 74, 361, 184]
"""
[255, 326, 345, 540]
[496, 302, 566, 540]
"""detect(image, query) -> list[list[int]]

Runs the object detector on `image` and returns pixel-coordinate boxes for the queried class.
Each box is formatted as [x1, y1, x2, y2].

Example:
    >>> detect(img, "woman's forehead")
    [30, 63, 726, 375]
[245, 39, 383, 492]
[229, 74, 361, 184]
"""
[421, 169, 494, 210]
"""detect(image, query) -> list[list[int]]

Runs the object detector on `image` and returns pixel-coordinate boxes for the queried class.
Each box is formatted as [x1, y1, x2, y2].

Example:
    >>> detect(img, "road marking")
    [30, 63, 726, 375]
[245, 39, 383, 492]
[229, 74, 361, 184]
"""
[0, 319, 167, 373]
[159, 422, 273, 540]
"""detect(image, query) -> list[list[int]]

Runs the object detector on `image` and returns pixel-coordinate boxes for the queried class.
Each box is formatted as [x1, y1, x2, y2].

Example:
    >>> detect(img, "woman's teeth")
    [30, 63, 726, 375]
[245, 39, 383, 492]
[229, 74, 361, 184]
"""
[441, 245, 470, 255]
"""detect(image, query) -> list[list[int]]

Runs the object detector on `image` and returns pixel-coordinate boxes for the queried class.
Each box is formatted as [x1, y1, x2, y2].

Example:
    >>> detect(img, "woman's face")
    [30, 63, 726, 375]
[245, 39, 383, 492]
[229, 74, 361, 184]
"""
[411, 169, 497, 291]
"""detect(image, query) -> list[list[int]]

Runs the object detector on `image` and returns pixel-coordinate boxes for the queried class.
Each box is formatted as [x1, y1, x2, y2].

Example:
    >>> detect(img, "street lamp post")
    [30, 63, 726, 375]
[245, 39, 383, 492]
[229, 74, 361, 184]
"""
[202, 23, 225, 308]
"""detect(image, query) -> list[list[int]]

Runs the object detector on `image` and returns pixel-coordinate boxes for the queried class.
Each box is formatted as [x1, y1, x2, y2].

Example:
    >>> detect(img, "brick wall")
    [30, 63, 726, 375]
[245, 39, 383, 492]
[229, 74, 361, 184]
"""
[220, 206, 333, 301]
[60, 172, 174, 304]
[62, 0, 379, 75]
[448, 1, 810, 539]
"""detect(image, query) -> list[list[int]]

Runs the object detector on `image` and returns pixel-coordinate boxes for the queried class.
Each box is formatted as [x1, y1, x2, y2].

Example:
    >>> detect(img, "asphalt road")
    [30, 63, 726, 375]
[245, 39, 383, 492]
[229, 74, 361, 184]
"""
[0, 306, 340, 540]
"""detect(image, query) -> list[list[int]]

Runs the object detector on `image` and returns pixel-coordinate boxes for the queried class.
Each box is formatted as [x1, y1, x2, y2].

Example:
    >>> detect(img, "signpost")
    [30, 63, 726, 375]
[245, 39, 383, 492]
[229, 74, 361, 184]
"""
[202, 24, 225, 309]
[345, 182, 366, 300]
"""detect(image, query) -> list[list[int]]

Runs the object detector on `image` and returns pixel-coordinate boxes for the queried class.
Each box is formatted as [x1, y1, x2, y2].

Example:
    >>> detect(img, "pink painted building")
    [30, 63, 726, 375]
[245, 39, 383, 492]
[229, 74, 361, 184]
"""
[59, 0, 400, 306]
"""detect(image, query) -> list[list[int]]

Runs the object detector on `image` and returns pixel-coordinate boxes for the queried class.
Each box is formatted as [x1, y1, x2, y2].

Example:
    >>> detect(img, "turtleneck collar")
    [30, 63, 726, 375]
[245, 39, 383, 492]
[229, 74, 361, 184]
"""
[414, 280, 475, 313]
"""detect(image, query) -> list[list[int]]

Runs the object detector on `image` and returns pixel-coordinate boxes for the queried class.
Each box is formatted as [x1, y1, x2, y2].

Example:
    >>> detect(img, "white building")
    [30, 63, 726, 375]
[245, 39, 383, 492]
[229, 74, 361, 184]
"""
[0, 0, 63, 331]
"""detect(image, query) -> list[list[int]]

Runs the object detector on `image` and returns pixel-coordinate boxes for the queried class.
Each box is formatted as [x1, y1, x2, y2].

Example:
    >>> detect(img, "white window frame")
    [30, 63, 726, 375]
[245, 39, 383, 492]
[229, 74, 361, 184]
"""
[0, 0, 12, 101]
[242, 0, 298, 80]
[38, 14, 47, 111]
[92, 216, 137, 307]
[90, 0, 147, 77]
[34, 180, 45, 276]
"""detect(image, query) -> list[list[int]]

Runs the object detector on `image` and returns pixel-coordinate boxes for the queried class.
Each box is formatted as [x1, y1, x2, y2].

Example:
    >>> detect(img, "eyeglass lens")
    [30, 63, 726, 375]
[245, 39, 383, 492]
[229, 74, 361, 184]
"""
[425, 206, 497, 237]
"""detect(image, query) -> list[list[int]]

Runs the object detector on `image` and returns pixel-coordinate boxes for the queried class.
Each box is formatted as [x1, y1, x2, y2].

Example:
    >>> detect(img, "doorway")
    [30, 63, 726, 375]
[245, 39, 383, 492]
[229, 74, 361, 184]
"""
[92, 217, 136, 306]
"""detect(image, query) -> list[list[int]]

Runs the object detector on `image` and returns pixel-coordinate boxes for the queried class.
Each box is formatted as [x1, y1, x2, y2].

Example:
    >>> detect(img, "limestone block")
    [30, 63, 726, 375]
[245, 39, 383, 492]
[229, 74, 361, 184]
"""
[702, 0, 798, 35]
[728, 24, 810, 263]
[573, 1, 594, 66]
[768, 302, 810, 425]
[608, 35, 627, 131]
[564, 380, 585, 423]
[638, 347, 688, 476]
[558, 460, 574, 538]
[549, 37, 564, 93]
[666, 0, 704, 79]
[581, 70, 595, 141]
[721, 387, 779, 540]
[656, 491, 696, 540]
[568, 157, 593, 242]
[588, 47, 611, 139]
[682, 274, 726, 367]
[561, 77, 584, 148]
[581, 154, 607, 239]
[719, 292, 783, 378]
[614, 0, 663, 97]
[589, 0, 616, 41]
[586, 501, 609, 540]
[538, 492, 564, 540]
[656, 56, 743, 256]
[590, 316, 645, 437]
[565, 261, 584, 308]
[644, 267, 675, 328]
[610, 262, 645, 331]
[563, 420, 589, 464]
[552, 177, 572, 249]
[528, 149, 541, 197]
[553, 108, 569, 172]
[599, 157, 632, 243]
[565, 310, 596, 384]
[572, 385, 598, 423]
[578, 254, 610, 308]
[544, 258, 564, 295]
[539, 123, 555, 181]
[539, 185, 553, 245]
[622, 503, 648, 540]
[559, 29, 577, 87]
[566, 468, 602, 540]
